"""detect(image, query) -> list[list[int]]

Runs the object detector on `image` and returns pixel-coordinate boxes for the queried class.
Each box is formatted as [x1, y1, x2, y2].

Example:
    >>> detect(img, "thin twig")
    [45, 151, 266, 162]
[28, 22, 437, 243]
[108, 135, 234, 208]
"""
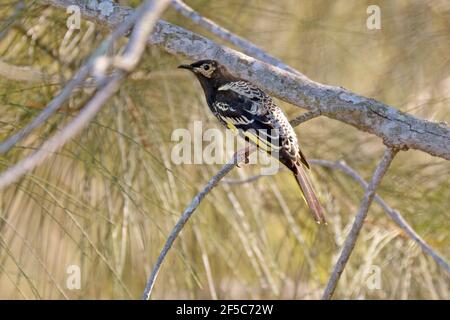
[289, 109, 321, 127]
[221, 158, 450, 275]
[321, 148, 398, 299]
[221, 173, 273, 184]
[221, 110, 320, 184]
[142, 146, 254, 300]
[310, 159, 450, 275]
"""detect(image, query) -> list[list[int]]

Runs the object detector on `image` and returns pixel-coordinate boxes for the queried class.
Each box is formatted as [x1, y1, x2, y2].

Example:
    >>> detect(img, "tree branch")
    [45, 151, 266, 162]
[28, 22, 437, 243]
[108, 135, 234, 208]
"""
[0, 0, 171, 188]
[142, 146, 254, 300]
[310, 159, 450, 275]
[39, 0, 450, 160]
[322, 148, 398, 300]
[170, 0, 301, 75]
[0, 73, 121, 189]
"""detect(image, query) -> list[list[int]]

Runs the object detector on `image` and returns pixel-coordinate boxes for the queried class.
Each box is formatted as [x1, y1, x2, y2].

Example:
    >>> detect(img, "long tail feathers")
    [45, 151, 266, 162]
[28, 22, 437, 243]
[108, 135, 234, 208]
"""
[294, 165, 326, 224]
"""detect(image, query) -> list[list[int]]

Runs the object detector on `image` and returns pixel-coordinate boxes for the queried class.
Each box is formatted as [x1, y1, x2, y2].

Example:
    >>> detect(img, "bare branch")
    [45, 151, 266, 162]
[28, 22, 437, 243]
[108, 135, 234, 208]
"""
[38, 0, 450, 160]
[0, 0, 164, 154]
[142, 110, 323, 297]
[170, 0, 301, 75]
[0, 73, 121, 189]
[310, 159, 450, 275]
[142, 146, 254, 300]
[0, 0, 171, 189]
[0, 64, 90, 154]
[322, 148, 398, 300]
[221, 157, 450, 275]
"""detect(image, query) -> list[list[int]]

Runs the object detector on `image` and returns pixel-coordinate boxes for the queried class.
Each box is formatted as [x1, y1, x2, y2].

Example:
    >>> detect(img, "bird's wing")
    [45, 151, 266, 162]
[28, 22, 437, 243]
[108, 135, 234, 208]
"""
[216, 82, 322, 222]
[216, 81, 309, 168]
[214, 81, 282, 153]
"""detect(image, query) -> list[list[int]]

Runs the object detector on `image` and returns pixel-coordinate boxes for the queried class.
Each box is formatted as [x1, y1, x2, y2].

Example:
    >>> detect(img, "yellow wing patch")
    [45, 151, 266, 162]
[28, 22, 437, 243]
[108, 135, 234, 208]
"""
[222, 117, 280, 153]
[224, 118, 239, 135]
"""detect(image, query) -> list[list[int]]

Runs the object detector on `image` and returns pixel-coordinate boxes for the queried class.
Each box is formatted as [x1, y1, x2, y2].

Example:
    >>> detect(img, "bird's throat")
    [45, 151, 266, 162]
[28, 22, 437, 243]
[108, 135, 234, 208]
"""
[196, 76, 217, 106]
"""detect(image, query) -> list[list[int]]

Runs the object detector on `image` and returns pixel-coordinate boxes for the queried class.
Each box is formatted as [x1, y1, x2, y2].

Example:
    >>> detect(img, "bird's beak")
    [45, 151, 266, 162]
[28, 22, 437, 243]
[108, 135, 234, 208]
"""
[178, 64, 193, 70]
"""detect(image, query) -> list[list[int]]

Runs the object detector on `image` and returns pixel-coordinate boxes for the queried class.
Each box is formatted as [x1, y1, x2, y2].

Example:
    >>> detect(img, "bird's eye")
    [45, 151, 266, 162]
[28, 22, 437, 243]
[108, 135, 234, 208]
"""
[203, 65, 210, 71]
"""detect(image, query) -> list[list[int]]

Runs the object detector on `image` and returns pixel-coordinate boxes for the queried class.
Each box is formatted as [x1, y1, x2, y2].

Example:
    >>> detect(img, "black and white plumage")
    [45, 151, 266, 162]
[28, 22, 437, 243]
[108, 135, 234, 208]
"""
[179, 60, 325, 223]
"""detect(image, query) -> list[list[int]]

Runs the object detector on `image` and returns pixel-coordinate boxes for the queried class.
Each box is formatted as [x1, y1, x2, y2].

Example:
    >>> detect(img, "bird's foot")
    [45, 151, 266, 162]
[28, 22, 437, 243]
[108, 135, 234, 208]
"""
[236, 149, 250, 168]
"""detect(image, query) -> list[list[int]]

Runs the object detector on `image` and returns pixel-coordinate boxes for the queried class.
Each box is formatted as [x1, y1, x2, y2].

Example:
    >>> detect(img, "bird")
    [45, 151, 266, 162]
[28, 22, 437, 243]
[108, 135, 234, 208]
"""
[178, 60, 325, 224]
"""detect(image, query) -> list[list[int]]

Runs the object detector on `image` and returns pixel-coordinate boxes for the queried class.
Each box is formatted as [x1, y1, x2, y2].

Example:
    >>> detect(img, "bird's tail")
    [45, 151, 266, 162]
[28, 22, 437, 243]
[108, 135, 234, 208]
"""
[293, 164, 326, 224]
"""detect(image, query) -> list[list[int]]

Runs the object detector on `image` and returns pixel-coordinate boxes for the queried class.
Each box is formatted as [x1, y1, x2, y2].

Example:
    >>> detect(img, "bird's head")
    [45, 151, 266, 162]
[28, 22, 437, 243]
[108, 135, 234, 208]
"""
[178, 59, 221, 79]
[178, 60, 238, 95]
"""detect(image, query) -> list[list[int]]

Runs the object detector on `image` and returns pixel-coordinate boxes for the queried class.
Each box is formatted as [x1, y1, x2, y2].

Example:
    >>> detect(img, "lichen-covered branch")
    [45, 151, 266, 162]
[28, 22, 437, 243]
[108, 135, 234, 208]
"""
[39, 0, 450, 160]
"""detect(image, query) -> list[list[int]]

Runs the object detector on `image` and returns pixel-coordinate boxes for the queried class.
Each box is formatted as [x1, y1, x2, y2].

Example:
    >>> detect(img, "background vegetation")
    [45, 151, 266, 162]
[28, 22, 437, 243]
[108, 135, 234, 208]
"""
[0, 0, 448, 299]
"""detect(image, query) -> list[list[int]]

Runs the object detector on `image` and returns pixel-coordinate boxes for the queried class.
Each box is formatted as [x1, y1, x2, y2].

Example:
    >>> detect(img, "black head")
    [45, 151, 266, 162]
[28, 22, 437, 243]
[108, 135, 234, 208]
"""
[178, 60, 238, 104]
[178, 60, 221, 79]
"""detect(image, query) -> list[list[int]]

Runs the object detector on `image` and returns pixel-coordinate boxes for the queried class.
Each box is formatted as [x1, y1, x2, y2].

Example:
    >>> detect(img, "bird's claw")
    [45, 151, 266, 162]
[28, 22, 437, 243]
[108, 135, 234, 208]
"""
[236, 149, 250, 168]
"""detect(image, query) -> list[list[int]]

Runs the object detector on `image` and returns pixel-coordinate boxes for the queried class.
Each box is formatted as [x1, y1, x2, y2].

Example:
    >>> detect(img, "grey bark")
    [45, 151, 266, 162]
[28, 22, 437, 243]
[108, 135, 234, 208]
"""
[40, 0, 450, 161]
